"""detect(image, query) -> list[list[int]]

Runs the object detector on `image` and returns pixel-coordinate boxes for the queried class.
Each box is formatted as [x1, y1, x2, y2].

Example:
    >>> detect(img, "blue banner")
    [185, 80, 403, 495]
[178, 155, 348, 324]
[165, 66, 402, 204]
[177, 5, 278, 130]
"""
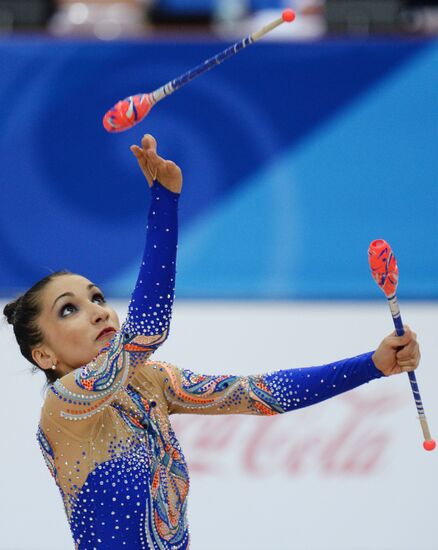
[0, 37, 436, 298]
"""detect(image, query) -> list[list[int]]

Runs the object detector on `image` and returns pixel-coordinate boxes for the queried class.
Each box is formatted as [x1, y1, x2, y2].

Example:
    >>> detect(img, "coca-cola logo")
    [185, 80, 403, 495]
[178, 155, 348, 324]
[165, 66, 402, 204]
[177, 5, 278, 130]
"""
[171, 388, 407, 477]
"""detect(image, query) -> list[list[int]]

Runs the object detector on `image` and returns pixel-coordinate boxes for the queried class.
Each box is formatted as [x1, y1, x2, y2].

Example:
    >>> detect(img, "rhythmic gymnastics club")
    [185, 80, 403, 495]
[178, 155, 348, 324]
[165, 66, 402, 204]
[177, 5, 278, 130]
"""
[368, 239, 436, 451]
[103, 9, 296, 133]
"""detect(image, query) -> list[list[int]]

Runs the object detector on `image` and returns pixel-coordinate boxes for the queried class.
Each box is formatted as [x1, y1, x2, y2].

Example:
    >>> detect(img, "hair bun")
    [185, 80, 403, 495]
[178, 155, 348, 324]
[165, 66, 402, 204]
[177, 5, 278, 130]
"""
[3, 299, 20, 325]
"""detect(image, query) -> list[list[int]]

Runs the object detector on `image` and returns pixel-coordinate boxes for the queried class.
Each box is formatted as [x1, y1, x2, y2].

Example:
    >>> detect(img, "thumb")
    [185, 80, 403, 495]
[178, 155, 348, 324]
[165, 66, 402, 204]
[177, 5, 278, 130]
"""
[387, 327, 412, 349]
[130, 145, 142, 156]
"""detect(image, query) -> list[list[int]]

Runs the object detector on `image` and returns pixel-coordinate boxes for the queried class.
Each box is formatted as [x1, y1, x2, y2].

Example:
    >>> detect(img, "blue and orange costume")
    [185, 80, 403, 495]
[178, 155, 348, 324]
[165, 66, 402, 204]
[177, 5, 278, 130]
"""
[37, 181, 384, 549]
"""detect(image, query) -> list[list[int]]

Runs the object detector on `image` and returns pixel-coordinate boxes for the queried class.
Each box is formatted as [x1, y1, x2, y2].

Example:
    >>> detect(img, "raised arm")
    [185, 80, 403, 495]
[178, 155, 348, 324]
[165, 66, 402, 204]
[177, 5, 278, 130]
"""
[45, 135, 182, 424]
[122, 134, 182, 341]
[151, 329, 419, 415]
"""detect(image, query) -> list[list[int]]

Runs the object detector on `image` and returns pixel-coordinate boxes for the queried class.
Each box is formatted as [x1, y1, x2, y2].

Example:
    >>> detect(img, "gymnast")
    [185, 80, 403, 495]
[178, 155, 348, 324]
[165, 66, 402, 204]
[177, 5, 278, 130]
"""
[3, 134, 420, 549]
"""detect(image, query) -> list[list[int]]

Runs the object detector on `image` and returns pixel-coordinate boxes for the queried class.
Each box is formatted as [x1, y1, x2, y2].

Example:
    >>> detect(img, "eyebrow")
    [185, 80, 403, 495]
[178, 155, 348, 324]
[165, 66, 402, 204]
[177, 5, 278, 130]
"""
[51, 284, 100, 311]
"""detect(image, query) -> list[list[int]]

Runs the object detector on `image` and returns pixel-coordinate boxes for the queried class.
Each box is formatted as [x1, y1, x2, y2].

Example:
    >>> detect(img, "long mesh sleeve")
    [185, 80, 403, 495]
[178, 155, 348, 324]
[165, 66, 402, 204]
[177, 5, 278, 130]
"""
[150, 352, 384, 415]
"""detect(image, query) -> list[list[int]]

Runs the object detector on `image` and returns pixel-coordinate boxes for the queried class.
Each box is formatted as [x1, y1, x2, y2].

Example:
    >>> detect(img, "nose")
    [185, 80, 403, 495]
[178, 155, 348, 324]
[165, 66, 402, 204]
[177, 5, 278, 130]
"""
[91, 303, 110, 323]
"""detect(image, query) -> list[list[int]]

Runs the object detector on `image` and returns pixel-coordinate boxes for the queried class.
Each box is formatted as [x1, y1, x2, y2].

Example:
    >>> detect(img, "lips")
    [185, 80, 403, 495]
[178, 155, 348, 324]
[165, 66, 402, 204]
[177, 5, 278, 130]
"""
[96, 327, 116, 340]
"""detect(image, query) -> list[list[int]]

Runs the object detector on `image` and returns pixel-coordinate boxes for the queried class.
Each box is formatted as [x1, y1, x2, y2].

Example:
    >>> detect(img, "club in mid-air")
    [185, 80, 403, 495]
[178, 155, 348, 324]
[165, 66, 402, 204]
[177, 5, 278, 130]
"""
[103, 9, 296, 133]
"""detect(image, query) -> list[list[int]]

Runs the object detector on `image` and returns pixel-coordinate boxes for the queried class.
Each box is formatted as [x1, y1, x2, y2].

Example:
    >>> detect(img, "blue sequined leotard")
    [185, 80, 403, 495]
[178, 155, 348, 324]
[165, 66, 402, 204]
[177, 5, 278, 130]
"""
[37, 181, 384, 550]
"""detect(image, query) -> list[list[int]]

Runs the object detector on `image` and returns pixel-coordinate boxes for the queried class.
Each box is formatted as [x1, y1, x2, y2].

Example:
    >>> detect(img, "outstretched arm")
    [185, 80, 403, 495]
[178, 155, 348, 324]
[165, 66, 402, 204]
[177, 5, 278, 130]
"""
[151, 328, 420, 415]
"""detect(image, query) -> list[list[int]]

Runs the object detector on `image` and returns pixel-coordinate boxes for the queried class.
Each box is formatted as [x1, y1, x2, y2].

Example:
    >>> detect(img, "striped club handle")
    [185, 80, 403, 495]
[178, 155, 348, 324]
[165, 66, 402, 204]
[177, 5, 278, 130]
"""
[149, 12, 292, 104]
[103, 9, 296, 132]
[368, 239, 435, 451]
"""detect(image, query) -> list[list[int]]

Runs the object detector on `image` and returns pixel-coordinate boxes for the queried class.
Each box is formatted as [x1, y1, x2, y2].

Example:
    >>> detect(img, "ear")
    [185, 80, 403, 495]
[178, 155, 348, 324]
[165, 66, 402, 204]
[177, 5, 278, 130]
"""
[31, 346, 56, 371]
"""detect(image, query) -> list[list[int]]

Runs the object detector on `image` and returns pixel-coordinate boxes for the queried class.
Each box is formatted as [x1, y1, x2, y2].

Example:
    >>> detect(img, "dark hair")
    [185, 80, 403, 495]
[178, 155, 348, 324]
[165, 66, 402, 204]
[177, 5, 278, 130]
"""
[3, 270, 76, 388]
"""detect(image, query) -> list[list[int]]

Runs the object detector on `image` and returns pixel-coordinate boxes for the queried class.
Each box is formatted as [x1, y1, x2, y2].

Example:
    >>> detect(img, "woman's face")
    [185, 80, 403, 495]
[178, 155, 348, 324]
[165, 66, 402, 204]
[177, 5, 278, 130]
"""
[32, 274, 120, 377]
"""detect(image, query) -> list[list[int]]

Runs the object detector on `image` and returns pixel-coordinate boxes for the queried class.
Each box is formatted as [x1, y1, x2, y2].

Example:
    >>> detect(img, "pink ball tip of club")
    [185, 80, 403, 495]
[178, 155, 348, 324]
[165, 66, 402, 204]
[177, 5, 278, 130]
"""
[282, 8, 296, 22]
[423, 439, 436, 451]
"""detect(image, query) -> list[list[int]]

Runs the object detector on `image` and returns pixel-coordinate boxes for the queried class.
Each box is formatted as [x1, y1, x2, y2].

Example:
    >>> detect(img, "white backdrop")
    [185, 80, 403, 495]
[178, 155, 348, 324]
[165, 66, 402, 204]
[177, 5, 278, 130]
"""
[1, 300, 437, 550]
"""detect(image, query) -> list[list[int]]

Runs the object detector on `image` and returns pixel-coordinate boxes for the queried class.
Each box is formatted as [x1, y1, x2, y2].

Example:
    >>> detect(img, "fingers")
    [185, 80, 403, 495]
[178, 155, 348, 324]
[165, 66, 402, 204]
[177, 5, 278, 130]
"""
[130, 144, 154, 187]
[396, 336, 418, 361]
[375, 324, 421, 377]
[131, 134, 183, 193]
[141, 134, 160, 180]
[397, 351, 420, 370]
[141, 134, 157, 153]
[385, 325, 413, 349]
[397, 349, 420, 371]
[398, 363, 418, 373]
[396, 330, 420, 372]
[131, 135, 167, 186]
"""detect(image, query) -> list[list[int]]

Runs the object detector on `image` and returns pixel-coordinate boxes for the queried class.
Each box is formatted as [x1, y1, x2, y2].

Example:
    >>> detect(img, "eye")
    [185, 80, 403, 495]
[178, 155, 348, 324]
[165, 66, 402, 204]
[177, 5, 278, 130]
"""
[92, 292, 106, 304]
[60, 293, 106, 317]
[60, 303, 76, 317]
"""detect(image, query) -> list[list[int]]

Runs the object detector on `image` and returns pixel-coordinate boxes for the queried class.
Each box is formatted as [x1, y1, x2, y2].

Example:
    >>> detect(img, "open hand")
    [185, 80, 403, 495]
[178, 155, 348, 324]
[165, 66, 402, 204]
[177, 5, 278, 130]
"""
[130, 134, 182, 194]
[372, 326, 420, 376]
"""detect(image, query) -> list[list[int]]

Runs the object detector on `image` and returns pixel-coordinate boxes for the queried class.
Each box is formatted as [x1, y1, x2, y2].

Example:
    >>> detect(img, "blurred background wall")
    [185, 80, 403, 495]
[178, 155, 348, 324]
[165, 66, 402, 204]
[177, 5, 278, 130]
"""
[0, 1, 437, 549]
[0, 38, 437, 299]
